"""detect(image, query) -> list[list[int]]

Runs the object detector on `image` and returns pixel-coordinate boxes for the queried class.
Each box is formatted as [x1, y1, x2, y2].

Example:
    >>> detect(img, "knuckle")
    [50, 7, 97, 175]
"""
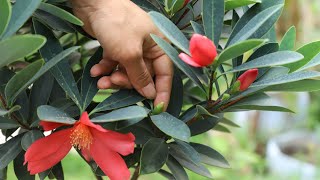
[135, 69, 151, 87]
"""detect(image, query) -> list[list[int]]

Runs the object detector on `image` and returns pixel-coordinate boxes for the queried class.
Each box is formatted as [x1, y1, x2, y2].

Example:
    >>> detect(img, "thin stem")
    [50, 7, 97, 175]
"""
[94, 175, 103, 180]
[131, 164, 140, 180]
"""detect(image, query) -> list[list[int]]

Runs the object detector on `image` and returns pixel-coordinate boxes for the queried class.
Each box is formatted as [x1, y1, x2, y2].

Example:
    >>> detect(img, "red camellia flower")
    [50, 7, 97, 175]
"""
[24, 112, 135, 180]
[179, 34, 217, 67]
[237, 69, 259, 91]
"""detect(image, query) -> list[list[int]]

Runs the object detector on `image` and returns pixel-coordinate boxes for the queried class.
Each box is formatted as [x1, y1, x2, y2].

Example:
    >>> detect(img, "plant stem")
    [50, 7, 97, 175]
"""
[131, 164, 140, 180]
[208, 71, 215, 101]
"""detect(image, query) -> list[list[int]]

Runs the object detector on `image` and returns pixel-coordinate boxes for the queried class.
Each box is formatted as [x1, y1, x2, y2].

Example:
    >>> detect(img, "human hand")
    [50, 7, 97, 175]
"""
[70, 0, 173, 110]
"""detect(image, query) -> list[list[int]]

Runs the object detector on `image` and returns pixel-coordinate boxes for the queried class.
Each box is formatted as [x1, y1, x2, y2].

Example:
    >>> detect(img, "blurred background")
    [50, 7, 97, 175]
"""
[3, 0, 320, 179]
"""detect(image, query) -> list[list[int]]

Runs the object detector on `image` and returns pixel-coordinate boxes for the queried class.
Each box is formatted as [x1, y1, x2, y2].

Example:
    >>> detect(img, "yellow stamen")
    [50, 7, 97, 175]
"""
[70, 123, 93, 150]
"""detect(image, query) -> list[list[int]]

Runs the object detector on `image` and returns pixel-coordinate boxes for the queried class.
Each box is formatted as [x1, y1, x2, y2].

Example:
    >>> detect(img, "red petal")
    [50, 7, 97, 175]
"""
[81, 148, 92, 162]
[79, 112, 108, 132]
[25, 129, 72, 163]
[27, 141, 71, 175]
[179, 53, 203, 67]
[91, 129, 135, 156]
[190, 34, 217, 66]
[237, 69, 259, 91]
[90, 139, 131, 180]
[40, 121, 67, 131]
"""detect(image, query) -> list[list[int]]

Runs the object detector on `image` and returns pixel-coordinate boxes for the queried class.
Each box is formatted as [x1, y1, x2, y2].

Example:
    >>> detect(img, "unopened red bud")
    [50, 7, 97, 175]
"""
[237, 69, 259, 91]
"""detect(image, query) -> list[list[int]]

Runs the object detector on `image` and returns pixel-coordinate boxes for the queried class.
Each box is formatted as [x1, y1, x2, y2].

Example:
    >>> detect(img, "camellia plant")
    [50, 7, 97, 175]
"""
[1, 0, 320, 179]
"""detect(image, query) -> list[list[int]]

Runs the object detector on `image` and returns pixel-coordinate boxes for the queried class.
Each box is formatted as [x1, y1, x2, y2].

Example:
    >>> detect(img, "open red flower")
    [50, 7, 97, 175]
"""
[179, 34, 217, 67]
[237, 69, 259, 91]
[24, 112, 135, 180]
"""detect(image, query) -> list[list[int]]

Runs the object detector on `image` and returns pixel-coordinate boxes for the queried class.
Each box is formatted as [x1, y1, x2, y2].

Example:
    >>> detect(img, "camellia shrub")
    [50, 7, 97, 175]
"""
[1, 0, 320, 179]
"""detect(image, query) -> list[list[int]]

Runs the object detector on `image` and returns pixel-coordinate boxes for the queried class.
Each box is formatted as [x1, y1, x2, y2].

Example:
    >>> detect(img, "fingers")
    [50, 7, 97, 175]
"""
[153, 54, 173, 111]
[110, 70, 133, 89]
[97, 76, 120, 89]
[122, 57, 156, 99]
[90, 59, 118, 77]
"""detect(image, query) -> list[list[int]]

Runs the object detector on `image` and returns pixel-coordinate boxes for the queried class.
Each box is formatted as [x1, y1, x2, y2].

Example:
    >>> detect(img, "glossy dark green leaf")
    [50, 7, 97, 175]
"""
[38, 2, 83, 26]
[285, 41, 320, 72]
[0, 134, 23, 169]
[0, 167, 7, 180]
[15, 91, 30, 123]
[218, 39, 266, 64]
[14, 152, 35, 180]
[189, 116, 220, 136]
[191, 21, 205, 35]
[298, 52, 320, 71]
[5, 60, 43, 105]
[166, 156, 188, 180]
[228, 51, 303, 73]
[132, 0, 160, 12]
[0, 0, 11, 38]
[33, 19, 82, 109]
[191, 143, 230, 168]
[149, 11, 190, 54]
[52, 162, 64, 180]
[140, 138, 168, 174]
[122, 124, 156, 145]
[170, 140, 201, 165]
[21, 130, 44, 151]
[202, 0, 224, 45]
[169, 151, 213, 178]
[264, 79, 320, 92]
[90, 89, 145, 115]
[220, 118, 240, 128]
[257, 67, 289, 81]
[151, 34, 205, 93]
[158, 169, 175, 179]
[81, 48, 103, 110]
[252, 71, 320, 87]
[248, 42, 279, 61]
[0, 116, 20, 129]
[227, 93, 293, 112]
[0, 35, 46, 68]
[91, 106, 149, 123]
[37, 105, 76, 124]
[166, 69, 183, 117]
[151, 112, 191, 142]
[279, 26, 296, 51]
[0, 105, 20, 116]
[225, 0, 261, 11]
[2, 0, 42, 38]
[227, 4, 284, 46]
[213, 124, 231, 133]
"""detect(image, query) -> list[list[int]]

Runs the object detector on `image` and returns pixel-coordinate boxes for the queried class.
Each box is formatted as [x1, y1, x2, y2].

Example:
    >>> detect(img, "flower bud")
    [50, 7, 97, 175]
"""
[222, 94, 231, 101]
[237, 69, 259, 91]
[179, 34, 217, 67]
[152, 102, 165, 115]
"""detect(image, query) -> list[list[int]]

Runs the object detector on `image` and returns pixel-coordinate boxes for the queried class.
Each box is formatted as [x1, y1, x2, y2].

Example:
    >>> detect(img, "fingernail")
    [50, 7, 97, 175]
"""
[141, 83, 156, 99]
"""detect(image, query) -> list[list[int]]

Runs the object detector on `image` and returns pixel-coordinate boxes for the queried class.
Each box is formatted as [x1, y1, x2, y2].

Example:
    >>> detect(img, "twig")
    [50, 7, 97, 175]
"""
[208, 71, 215, 102]
[131, 164, 140, 180]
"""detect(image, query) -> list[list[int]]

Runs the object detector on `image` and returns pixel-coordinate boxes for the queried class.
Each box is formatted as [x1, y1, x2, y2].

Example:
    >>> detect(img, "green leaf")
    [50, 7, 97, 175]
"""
[248, 42, 279, 61]
[263, 79, 320, 92]
[166, 69, 183, 117]
[257, 67, 289, 81]
[171, 140, 201, 165]
[2, 0, 42, 38]
[190, 21, 205, 35]
[149, 11, 190, 54]
[140, 138, 168, 174]
[0, 116, 20, 129]
[191, 143, 230, 168]
[132, 0, 160, 12]
[227, 4, 283, 46]
[21, 130, 44, 151]
[218, 39, 267, 64]
[220, 118, 240, 128]
[213, 124, 231, 133]
[225, 0, 261, 11]
[0, 105, 21, 116]
[151, 34, 206, 93]
[81, 48, 103, 110]
[0, 134, 23, 169]
[5, 46, 80, 106]
[0, 35, 46, 68]
[0, 167, 7, 180]
[296, 52, 320, 71]
[151, 112, 191, 142]
[227, 93, 293, 112]
[189, 116, 220, 136]
[14, 152, 35, 180]
[202, 0, 224, 45]
[37, 105, 76, 124]
[0, 0, 11, 38]
[252, 71, 320, 87]
[91, 106, 149, 123]
[285, 41, 320, 72]
[279, 26, 296, 51]
[5, 60, 43, 105]
[166, 156, 189, 180]
[39, 2, 83, 26]
[90, 90, 145, 115]
[33, 19, 82, 110]
[228, 51, 304, 73]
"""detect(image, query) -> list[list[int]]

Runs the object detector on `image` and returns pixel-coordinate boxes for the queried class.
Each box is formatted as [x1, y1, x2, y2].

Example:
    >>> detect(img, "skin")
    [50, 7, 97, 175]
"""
[70, 0, 173, 110]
